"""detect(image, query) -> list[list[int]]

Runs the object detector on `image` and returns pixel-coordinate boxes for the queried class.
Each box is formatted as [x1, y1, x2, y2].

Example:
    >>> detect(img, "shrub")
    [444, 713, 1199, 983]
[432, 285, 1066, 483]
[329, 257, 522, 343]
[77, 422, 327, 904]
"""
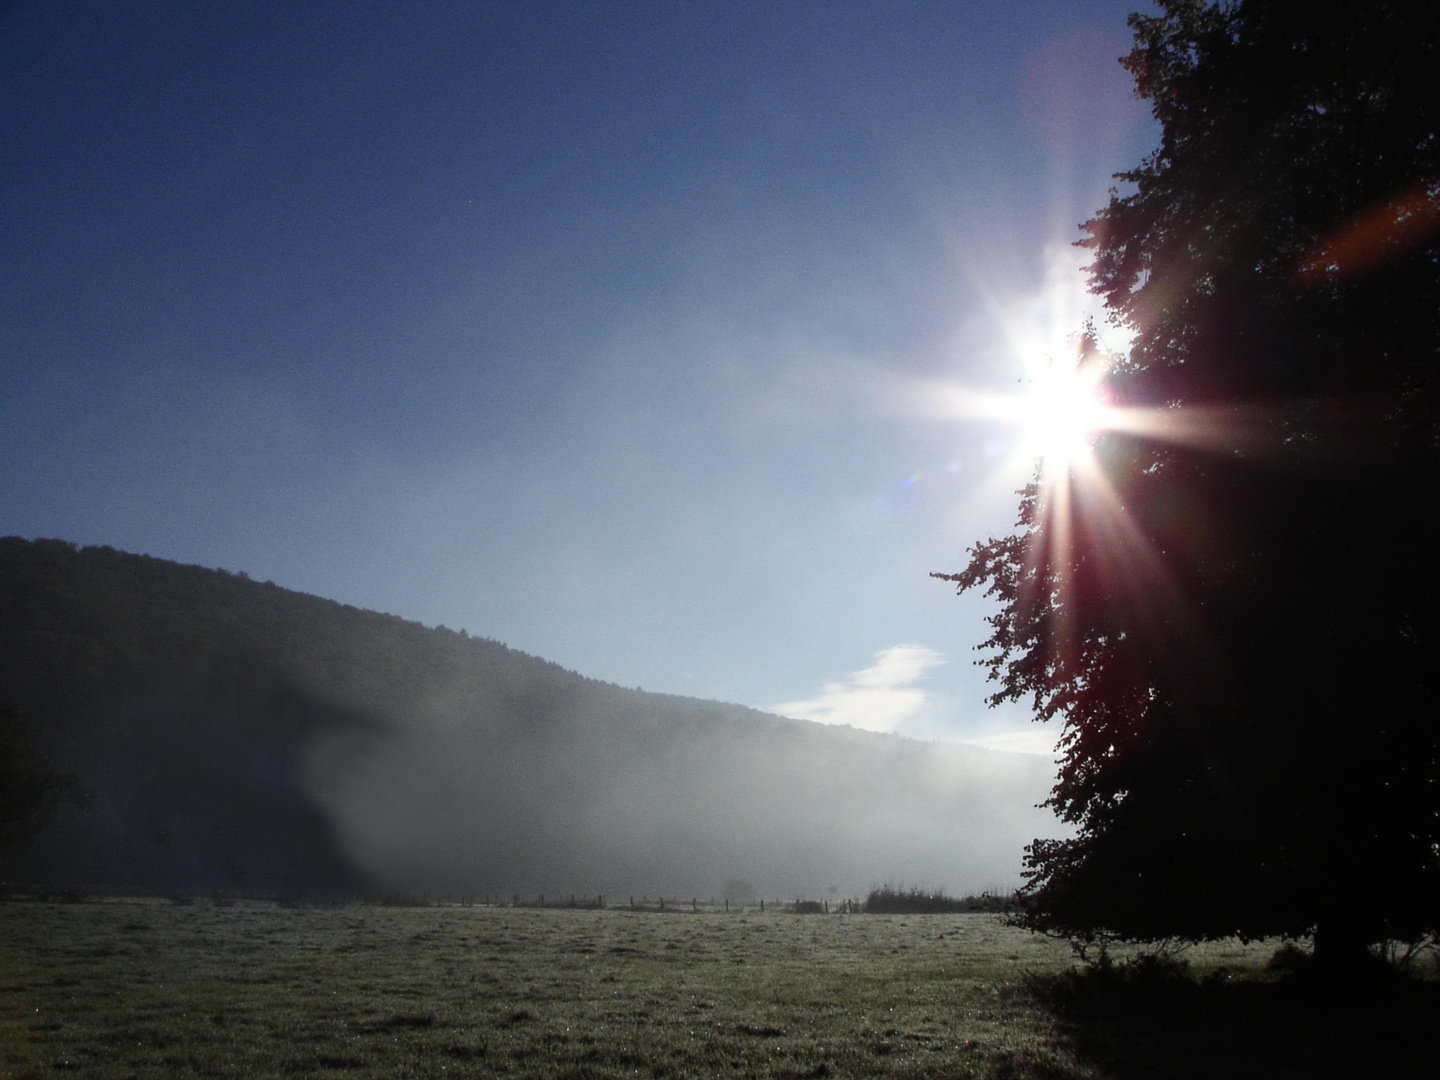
[863, 886, 969, 914]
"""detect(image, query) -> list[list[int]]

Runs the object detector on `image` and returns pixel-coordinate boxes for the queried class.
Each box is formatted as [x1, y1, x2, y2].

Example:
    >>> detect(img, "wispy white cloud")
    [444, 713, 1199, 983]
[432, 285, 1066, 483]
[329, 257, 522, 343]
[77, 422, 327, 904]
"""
[965, 727, 1062, 759]
[771, 645, 945, 733]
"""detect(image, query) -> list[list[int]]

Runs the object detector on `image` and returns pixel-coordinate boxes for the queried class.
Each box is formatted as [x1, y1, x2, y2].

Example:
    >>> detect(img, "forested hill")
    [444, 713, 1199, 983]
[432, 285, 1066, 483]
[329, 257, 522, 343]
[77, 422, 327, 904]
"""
[0, 537, 1054, 900]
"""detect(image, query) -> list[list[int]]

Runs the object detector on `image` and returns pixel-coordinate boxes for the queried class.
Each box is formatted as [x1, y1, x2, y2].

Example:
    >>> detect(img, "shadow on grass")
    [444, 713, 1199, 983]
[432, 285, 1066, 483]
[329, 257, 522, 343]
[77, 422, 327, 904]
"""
[1028, 953, 1440, 1080]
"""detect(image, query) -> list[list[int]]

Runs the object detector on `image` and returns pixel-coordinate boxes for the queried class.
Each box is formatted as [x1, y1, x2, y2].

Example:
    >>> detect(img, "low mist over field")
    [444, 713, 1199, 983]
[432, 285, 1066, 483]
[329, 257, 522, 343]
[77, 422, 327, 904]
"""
[311, 697, 1051, 899]
[1, 539, 1057, 899]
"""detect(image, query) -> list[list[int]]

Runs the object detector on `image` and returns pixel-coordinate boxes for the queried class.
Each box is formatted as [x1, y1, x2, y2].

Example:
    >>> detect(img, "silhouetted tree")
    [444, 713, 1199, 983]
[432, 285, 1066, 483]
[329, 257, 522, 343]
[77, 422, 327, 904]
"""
[938, 0, 1440, 966]
[0, 701, 88, 856]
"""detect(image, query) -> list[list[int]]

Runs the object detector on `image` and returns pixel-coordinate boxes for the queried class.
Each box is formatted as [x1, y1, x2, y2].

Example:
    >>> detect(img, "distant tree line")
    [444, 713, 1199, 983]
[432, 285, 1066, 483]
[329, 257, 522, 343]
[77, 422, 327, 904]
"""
[862, 885, 1014, 914]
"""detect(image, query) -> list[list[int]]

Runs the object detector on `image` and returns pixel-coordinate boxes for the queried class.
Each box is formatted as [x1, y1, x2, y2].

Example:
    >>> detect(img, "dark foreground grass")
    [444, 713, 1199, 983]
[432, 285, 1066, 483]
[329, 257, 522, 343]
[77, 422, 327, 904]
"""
[0, 899, 1434, 1079]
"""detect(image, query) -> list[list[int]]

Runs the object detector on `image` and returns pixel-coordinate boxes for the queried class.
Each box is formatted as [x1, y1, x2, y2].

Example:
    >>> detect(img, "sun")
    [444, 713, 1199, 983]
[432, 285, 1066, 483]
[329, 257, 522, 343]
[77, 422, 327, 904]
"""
[1018, 355, 1111, 472]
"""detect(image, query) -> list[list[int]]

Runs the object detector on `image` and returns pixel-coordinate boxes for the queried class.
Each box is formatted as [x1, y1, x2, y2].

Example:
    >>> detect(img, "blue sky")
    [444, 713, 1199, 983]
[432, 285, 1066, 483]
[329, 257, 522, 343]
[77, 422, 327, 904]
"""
[2, 1, 1157, 751]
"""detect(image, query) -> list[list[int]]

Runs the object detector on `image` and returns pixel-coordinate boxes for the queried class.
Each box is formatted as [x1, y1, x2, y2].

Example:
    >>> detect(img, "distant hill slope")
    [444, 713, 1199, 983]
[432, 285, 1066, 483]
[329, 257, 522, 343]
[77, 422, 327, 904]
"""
[0, 537, 1056, 899]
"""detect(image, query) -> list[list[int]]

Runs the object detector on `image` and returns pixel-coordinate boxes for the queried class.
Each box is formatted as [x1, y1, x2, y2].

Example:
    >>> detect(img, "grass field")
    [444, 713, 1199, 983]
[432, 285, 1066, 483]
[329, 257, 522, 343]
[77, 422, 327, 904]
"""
[1, 898, 1435, 1079]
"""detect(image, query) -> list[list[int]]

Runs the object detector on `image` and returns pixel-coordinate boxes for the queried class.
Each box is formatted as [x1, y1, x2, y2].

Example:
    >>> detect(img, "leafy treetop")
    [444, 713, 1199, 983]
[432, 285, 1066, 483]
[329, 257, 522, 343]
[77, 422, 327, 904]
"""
[939, 0, 1440, 962]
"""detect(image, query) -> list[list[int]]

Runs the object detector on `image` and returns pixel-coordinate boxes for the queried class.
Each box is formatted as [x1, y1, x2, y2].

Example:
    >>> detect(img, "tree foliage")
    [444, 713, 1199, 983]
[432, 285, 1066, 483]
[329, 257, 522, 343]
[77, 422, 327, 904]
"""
[939, 0, 1440, 958]
[0, 701, 87, 856]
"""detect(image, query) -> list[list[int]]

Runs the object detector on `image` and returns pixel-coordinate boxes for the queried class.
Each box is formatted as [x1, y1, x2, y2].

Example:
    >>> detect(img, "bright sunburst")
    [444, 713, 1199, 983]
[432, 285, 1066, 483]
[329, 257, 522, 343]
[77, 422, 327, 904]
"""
[1018, 353, 1112, 473]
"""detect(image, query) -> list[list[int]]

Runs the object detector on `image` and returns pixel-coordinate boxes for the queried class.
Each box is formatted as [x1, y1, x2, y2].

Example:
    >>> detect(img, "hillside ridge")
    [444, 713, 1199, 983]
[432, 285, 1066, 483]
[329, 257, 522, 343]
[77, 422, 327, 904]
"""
[1, 536, 1056, 899]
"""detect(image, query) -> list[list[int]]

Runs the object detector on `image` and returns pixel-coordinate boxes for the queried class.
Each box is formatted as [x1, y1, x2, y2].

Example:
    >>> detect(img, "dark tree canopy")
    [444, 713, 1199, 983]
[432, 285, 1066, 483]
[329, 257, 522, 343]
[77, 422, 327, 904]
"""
[940, 0, 1440, 960]
[0, 701, 87, 857]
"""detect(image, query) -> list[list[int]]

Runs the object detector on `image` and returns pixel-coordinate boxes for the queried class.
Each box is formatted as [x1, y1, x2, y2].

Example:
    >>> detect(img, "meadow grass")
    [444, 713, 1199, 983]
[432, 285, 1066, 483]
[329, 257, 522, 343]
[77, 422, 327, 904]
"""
[0, 898, 1433, 1079]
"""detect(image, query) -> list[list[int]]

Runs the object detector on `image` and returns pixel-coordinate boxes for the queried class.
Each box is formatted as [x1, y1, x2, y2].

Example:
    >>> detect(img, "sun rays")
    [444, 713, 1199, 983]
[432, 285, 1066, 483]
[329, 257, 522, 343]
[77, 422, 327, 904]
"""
[915, 255, 1262, 707]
